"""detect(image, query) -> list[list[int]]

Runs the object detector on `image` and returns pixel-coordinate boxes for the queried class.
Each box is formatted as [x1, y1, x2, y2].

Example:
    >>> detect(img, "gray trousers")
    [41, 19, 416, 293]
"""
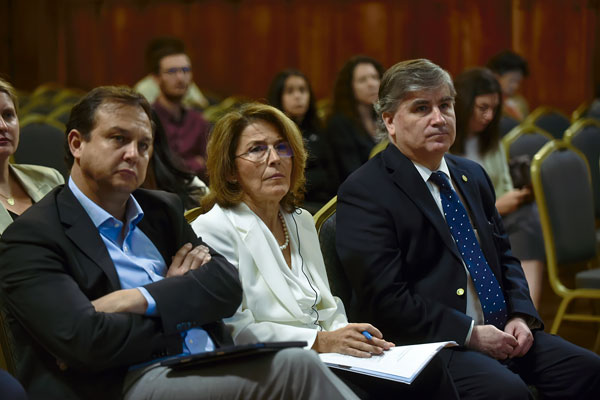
[123, 348, 358, 400]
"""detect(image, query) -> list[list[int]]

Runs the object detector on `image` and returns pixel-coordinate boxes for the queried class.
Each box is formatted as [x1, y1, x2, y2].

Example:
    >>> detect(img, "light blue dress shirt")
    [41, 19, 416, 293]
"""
[68, 179, 215, 362]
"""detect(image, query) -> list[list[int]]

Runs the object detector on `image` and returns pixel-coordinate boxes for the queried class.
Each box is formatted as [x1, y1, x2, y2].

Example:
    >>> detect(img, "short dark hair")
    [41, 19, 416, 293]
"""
[65, 86, 154, 167]
[452, 67, 503, 156]
[146, 37, 187, 75]
[486, 50, 529, 77]
[267, 69, 321, 133]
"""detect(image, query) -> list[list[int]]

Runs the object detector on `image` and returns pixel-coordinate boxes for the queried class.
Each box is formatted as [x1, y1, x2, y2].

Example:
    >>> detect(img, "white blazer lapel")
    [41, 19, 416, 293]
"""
[226, 204, 305, 318]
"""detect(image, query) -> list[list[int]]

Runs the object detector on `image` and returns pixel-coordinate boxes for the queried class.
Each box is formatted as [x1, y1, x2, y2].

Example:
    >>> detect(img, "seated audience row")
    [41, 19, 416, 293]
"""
[2, 53, 599, 399]
[0, 86, 356, 400]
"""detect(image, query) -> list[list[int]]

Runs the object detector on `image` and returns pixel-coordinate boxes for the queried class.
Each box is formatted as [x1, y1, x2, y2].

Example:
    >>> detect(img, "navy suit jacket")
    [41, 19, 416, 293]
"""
[336, 144, 540, 345]
[0, 185, 242, 400]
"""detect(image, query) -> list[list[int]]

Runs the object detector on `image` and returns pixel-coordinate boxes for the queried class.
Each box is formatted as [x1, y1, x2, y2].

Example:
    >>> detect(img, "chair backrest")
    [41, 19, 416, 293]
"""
[531, 140, 597, 292]
[525, 106, 571, 139]
[571, 101, 590, 122]
[47, 103, 74, 125]
[499, 115, 519, 138]
[564, 119, 600, 220]
[369, 139, 389, 159]
[314, 197, 356, 318]
[13, 117, 69, 179]
[184, 207, 203, 223]
[0, 298, 18, 375]
[502, 124, 554, 162]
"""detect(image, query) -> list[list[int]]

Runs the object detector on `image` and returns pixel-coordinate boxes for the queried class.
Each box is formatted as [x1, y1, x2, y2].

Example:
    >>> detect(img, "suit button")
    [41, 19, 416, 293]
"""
[456, 288, 465, 296]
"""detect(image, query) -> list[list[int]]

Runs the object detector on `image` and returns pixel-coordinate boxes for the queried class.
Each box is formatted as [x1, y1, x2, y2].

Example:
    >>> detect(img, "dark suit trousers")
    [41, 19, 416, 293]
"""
[442, 331, 600, 400]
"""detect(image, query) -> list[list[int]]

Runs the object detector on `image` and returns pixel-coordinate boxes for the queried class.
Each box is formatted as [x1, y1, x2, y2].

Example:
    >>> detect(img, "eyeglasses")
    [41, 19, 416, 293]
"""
[161, 67, 192, 75]
[235, 142, 293, 163]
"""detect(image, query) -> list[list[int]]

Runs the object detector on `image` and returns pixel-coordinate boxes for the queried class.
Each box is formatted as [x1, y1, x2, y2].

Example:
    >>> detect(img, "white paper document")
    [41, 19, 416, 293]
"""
[319, 341, 457, 384]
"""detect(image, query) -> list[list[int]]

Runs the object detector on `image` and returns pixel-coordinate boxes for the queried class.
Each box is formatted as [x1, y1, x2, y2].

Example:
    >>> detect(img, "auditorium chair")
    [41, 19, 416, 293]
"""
[13, 115, 69, 179]
[499, 114, 520, 138]
[48, 103, 74, 125]
[0, 297, 17, 376]
[501, 124, 553, 163]
[525, 106, 571, 139]
[564, 119, 600, 222]
[531, 140, 600, 351]
[314, 196, 357, 321]
[369, 139, 389, 159]
[184, 207, 203, 223]
[203, 96, 250, 124]
[572, 101, 600, 123]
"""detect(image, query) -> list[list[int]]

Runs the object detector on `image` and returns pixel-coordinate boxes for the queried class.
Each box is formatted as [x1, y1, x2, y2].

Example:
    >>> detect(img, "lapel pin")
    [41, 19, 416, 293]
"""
[462, 175, 468, 182]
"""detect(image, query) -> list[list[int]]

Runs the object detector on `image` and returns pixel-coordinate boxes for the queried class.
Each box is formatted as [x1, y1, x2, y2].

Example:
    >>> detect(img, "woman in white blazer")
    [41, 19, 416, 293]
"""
[0, 79, 64, 236]
[191, 104, 460, 400]
[191, 103, 393, 357]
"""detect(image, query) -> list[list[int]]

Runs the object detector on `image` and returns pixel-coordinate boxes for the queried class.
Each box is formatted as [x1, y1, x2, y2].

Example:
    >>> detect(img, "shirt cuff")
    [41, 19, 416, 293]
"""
[137, 287, 157, 316]
[464, 319, 474, 346]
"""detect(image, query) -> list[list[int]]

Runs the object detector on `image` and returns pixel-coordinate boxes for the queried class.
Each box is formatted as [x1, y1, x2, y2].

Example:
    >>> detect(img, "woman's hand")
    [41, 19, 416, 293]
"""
[312, 323, 395, 358]
[495, 188, 531, 215]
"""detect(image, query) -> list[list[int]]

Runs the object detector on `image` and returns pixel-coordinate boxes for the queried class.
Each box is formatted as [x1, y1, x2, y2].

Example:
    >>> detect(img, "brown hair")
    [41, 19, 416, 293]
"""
[0, 78, 18, 112]
[330, 55, 384, 132]
[201, 103, 307, 213]
[65, 86, 154, 167]
[451, 68, 502, 156]
[147, 37, 187, 75]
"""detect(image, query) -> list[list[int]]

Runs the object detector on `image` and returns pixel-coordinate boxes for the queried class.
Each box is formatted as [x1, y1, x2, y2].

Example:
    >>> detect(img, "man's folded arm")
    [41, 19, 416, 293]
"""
[0, 237, 178, 372]
[144, 244, 243, 334]
[0, 222, 240, 371]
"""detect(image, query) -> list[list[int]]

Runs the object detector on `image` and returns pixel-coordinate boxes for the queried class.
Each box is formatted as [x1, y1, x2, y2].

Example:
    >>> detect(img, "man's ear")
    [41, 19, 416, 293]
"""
[67, 129, 84, 161]
[381, 112, 395, 141]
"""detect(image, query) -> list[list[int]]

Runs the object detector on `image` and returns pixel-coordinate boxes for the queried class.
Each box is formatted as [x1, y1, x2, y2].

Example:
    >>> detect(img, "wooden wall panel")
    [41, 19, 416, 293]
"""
[2, 0, 598, 114]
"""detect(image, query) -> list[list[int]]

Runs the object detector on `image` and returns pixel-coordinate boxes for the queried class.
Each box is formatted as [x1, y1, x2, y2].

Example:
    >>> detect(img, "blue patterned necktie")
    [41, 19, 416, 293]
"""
[429, 171, 507, 329]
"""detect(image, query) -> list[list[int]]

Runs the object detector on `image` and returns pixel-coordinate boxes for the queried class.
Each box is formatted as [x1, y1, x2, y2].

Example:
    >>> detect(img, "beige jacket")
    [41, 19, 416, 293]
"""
[0, 164, 64, 235]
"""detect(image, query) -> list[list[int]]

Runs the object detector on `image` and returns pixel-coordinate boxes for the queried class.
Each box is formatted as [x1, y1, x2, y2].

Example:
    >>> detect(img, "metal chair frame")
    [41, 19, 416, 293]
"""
[531, 140, 600, 350]
[501, 123, 554, 163]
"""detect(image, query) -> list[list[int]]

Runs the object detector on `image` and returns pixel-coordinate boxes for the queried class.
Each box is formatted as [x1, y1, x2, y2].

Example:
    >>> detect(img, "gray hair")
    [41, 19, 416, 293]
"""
[374, 59, 456, 140]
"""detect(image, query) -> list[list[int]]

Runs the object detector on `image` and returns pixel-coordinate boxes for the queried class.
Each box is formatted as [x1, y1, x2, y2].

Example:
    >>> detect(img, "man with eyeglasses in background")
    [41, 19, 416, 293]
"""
[152, 41, 210, 181]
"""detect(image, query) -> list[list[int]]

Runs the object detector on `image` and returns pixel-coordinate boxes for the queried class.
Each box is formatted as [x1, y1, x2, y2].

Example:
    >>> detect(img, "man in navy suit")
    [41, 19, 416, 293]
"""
[0, 86, 356, 400]
[336, 59, 600, 399]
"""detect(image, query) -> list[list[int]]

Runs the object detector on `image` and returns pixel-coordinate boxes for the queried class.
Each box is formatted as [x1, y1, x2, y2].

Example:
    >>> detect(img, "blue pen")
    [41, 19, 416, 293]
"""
[361, 330, 373, 340]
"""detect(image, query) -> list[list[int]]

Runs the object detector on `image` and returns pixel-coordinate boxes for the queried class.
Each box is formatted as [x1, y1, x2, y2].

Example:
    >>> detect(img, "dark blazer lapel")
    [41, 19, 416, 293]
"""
[137, 211, 171, 266]
[382, 146, 462, 262]
[57, 186, 121, 289]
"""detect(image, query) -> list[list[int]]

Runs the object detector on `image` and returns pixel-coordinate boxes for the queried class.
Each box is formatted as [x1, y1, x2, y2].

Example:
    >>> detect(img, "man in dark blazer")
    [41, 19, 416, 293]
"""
[0, 87, 357, 400]
[336, 59, 600, 399]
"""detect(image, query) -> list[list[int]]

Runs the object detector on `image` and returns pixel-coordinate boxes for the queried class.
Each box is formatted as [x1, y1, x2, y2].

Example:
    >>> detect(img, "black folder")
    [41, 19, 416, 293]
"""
[161, 341, 307, 369]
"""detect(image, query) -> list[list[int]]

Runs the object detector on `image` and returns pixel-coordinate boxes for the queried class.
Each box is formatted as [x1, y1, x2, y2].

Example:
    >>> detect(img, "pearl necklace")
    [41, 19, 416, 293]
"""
[278, 212, 290, 251]
[0, 191, 15, 206]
